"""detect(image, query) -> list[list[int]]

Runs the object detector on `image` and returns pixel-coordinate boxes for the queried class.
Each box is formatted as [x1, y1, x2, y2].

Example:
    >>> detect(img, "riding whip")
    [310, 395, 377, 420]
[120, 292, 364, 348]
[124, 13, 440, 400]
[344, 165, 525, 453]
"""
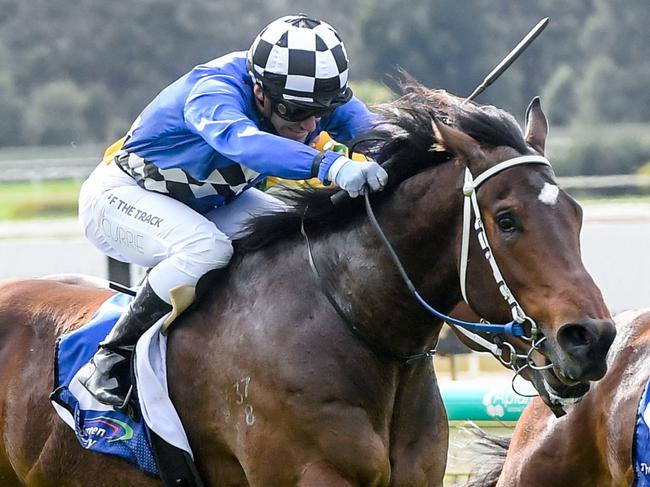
[330, 17, 550, 205]
[464, 17, 549, 103]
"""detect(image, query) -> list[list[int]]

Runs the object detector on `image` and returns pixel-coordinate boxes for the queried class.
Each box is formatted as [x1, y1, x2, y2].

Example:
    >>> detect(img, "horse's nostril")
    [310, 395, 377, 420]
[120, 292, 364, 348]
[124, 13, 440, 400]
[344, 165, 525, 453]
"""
[556, 320, 616, 381]
[558, 324, 592, 350]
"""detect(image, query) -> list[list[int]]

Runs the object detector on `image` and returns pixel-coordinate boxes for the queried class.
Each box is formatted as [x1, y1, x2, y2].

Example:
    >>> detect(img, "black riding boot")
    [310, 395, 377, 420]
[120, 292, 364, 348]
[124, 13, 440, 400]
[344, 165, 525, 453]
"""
[78, 280, 172, 408]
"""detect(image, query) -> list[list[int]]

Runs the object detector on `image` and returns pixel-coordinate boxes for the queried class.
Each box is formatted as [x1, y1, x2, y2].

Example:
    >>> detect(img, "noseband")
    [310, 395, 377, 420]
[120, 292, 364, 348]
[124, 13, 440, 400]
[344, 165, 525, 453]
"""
[304, 153, 554, 367]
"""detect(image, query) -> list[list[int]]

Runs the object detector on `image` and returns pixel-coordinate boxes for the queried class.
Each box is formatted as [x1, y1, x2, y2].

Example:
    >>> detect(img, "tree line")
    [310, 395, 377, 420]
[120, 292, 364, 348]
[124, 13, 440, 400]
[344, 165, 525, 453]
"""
[1, 0, 649, 174]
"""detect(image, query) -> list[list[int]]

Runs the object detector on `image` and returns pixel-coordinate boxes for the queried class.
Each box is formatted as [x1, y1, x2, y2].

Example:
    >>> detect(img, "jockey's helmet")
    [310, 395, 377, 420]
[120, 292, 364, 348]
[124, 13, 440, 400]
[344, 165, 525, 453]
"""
[247, 14, 352, 119]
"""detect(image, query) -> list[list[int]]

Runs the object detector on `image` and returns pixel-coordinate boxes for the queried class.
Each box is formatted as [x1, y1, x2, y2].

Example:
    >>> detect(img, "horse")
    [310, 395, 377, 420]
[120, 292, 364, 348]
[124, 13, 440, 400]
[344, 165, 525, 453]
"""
[0, 84, 616, 486]
[464, 308, 650, 487]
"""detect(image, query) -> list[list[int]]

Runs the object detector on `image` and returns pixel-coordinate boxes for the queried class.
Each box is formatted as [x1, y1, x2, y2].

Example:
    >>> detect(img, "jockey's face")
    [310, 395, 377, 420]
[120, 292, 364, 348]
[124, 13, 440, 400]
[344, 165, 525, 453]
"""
[253, 84, 319, 143]
[269, 112, 318, 142]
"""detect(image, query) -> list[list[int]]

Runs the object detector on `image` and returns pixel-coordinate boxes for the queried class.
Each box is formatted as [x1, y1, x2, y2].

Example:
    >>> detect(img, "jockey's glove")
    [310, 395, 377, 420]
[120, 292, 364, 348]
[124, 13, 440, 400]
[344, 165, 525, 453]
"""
[328, 156, 388, 198]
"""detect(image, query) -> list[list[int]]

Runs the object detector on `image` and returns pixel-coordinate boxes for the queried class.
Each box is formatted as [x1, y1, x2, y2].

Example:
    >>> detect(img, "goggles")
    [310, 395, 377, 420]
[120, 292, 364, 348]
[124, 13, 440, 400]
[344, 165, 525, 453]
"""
[272, 100, 335, 122]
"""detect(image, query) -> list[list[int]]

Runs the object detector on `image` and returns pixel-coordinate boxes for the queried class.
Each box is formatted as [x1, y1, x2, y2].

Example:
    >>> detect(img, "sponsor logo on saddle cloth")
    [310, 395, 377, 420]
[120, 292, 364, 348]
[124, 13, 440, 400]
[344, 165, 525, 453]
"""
[49, 292, 192, 477]
[634, 379, 650, 486]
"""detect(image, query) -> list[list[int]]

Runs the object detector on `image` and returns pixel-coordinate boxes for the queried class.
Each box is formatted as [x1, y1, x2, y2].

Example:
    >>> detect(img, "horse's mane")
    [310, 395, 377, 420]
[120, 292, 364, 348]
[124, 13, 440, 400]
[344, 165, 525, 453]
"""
[236, 80, 529, 253]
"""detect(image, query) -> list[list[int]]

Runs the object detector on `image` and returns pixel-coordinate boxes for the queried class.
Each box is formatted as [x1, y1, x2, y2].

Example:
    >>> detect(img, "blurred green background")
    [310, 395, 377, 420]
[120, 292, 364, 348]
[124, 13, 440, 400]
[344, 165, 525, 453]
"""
[1, 0, 650, 219]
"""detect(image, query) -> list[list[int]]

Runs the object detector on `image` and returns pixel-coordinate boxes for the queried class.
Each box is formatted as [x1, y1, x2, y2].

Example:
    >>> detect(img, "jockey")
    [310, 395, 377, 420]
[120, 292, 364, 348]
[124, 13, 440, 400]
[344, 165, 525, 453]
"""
[77, 14, 388, 409]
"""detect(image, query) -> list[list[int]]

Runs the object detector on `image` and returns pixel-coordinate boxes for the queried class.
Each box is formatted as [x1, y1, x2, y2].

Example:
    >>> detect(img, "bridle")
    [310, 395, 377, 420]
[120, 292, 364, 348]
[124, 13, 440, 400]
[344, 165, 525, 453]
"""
[453, 154, 556, 379]
[304, 152, 555, 369]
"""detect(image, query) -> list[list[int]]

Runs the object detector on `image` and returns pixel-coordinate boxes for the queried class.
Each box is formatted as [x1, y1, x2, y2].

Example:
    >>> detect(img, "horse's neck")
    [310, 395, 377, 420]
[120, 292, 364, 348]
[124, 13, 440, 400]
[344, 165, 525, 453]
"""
[190, 163, 464, 356]
[312, 181, 463, 354]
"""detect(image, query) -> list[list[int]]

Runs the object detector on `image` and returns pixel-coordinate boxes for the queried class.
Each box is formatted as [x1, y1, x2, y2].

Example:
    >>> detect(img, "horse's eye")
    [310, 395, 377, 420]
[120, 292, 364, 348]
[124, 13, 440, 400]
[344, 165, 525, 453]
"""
[496, 212, 517, 233]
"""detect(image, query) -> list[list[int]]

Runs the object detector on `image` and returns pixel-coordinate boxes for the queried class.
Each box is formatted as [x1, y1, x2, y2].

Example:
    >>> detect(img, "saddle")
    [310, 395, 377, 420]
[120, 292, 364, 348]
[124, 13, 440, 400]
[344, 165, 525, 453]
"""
[50, 291, 204, 486]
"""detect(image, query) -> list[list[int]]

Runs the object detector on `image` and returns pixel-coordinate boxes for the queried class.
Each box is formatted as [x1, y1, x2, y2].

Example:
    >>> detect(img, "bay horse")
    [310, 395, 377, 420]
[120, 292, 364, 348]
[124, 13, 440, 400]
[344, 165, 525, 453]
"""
[465, 308, 650, 487]
[0, 85, 615, 486]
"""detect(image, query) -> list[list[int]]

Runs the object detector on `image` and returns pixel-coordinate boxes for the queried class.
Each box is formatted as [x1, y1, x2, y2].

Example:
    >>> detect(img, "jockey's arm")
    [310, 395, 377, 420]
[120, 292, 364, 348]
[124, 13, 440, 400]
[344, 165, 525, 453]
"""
[184, 78, 344, 184]
[321, 95, 377, 146]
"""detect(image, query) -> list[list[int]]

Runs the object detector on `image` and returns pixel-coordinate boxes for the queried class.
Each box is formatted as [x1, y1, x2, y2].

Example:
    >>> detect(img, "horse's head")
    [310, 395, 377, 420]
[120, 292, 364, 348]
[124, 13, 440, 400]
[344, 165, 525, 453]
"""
[426, 92, 615, 412]
[238, 82, 615, 415]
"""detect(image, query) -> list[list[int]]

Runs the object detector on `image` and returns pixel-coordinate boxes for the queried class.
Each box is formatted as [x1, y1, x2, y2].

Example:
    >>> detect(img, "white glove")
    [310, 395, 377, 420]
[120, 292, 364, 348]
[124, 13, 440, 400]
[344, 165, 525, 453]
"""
[328, 156, 388, 198]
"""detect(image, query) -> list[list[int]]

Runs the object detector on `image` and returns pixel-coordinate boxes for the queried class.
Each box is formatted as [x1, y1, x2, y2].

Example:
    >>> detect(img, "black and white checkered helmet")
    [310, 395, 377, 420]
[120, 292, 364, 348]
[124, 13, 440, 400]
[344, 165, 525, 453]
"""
[247, 15, 353, 108]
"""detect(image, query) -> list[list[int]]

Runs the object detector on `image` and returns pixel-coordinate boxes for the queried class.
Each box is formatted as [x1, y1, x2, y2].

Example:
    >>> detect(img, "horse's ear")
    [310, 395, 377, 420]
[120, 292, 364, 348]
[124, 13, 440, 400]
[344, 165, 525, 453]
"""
[431, 118, 483, 162]
[525, 97, 548, 155]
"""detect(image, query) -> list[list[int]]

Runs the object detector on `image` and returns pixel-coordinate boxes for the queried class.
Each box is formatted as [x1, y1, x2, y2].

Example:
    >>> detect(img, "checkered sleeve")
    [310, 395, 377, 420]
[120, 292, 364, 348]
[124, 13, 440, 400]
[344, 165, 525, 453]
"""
[185, 79, 327, 181]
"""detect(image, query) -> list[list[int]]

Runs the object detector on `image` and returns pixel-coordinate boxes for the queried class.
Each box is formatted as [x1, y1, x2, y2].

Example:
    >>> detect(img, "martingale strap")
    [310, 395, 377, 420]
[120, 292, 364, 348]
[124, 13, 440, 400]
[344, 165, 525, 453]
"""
[301, 211, 437, 364]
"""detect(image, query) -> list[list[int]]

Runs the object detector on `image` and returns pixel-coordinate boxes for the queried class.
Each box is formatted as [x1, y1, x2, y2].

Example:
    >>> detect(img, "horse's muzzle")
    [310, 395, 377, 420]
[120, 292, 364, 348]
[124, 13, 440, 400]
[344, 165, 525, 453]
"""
[556, 318, 616, 382]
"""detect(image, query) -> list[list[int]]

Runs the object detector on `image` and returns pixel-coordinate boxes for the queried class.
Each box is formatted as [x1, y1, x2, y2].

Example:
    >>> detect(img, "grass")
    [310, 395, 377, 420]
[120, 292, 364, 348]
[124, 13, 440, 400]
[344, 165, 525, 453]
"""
[0, 180, 81, 220]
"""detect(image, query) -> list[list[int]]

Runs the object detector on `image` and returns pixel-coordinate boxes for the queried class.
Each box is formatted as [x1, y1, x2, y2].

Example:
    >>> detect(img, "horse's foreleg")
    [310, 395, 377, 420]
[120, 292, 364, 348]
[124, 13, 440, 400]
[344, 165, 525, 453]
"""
[388, 363, 447, 487]
[0, 459, 22, 487]
[297, 462, 357, 487]
[0, 427, 21, 487]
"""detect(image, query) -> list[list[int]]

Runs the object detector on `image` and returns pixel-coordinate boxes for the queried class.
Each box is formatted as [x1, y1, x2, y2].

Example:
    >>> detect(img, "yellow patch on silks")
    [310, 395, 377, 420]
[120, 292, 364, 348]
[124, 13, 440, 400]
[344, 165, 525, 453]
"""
[162, 285, 196, 334]
[264, 131, 370, 190]
[102, 136, 127, 164]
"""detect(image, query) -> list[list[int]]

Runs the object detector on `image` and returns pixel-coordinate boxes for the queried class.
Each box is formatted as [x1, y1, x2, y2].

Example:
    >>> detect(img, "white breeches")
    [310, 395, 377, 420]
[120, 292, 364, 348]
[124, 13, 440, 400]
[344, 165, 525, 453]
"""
[79, 162, 288, 303]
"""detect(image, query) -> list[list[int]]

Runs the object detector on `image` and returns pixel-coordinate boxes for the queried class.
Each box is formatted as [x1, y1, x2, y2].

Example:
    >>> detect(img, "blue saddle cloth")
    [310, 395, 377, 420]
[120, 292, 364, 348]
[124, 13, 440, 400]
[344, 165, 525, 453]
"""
[634, 378, 650, 486]
[50, 292, 159, 477]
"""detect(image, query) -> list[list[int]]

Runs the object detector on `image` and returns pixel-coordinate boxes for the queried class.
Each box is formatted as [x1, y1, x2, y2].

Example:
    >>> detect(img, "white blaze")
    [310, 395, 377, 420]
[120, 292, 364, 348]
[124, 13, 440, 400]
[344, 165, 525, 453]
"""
[538, 183, 560, 206]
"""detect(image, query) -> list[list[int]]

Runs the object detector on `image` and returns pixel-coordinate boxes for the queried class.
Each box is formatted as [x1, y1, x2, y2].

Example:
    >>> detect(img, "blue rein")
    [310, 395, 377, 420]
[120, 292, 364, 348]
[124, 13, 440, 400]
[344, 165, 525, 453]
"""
[362, 192, 526, 338]
[412, 291, 525, 336]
